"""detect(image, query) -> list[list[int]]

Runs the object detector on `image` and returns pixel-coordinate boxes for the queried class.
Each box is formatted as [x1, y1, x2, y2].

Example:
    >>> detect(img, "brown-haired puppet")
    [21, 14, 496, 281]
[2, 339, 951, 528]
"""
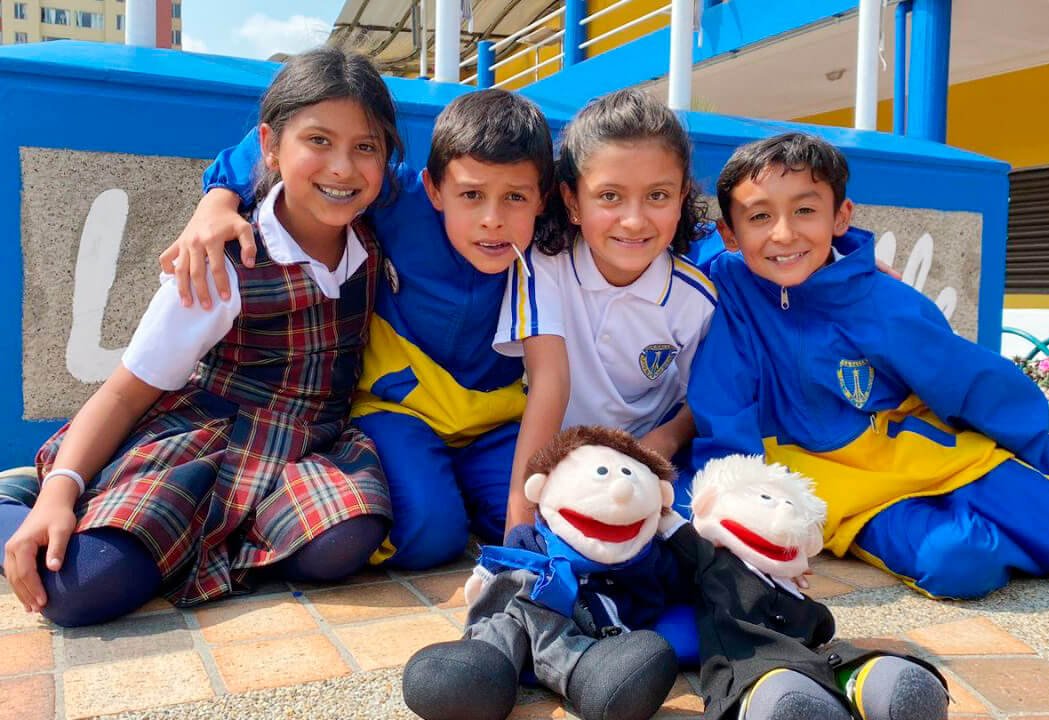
[403, 426, 683, 720]
[662, 455, 949, 720]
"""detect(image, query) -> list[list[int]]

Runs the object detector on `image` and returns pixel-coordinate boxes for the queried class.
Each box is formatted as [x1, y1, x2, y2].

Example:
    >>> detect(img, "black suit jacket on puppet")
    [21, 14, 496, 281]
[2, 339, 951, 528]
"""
[667, 525, 943, 720]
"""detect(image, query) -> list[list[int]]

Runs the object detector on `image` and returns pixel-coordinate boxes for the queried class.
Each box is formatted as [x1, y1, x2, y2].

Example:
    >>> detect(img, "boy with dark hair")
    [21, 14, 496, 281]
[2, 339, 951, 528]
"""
[689, 131, 1049, 599]
[158, 89, 556, 570]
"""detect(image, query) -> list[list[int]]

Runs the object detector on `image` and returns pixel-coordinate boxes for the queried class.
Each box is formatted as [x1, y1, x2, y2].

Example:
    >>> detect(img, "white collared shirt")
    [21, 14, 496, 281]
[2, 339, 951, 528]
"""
[122, 182, 367, 390]
[495, 239, 717, 436]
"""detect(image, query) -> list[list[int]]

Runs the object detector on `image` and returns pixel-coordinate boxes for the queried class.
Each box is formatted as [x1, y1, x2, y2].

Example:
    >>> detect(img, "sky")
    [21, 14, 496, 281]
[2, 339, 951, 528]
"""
[181, 1, 347, 60]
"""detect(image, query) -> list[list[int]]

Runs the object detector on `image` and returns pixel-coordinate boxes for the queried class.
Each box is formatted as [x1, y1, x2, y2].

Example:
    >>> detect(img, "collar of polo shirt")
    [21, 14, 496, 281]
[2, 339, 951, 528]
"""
[568, 237, 674, 305]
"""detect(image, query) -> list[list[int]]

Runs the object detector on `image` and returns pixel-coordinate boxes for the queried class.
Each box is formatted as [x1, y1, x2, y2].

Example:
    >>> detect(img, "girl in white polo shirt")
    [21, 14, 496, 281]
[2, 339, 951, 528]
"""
[495, 88, 717, 530]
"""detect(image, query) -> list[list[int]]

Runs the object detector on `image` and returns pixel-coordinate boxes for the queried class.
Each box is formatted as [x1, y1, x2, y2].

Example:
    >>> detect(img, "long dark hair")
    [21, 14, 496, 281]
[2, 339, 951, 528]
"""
[254, 46, 404, 203]
[544, 88, 710, 255]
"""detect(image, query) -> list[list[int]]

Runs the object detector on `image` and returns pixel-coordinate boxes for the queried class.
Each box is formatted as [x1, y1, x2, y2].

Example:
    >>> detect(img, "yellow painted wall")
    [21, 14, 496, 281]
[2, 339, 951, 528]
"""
[496, 14, 565, 90]
[795, 63, 1049, 170]
[495, 0, 671, 90]
[586, 0, 670, 56]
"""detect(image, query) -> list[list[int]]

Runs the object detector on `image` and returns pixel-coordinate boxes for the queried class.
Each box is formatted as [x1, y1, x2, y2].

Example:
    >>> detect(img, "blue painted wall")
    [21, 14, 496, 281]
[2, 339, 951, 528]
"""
[0, 41, 1007, 467]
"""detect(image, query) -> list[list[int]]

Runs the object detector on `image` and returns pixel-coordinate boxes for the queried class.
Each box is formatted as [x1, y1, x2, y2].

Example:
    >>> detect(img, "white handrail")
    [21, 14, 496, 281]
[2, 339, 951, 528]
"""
[579, 0, 635, 26]
[464, 72, 479, 83]
[494, 51, 564, 88]
[579, 3, 671, 50]
[460, 53, 478, 68]
[490, 30, 565, 72]
[491, 6, 566, 51]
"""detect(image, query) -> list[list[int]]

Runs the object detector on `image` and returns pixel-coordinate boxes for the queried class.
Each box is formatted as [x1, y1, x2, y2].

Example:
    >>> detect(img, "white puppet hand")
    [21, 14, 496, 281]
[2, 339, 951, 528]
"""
[463, 565, 493, 607]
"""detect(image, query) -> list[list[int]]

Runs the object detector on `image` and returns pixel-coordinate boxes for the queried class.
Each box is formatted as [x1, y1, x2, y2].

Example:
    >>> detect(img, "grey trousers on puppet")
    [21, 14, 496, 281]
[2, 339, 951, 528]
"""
[403, 567, 678, 720]
[463, 569, 596, 695]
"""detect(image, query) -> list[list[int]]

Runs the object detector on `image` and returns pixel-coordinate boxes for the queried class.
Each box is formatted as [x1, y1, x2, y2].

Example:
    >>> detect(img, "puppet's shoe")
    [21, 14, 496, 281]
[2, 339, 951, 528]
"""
[567, 629, 678, 720]
[402, 639, 518, 720]
[741, 669, 851, 720]
[848, 657, 949, 720]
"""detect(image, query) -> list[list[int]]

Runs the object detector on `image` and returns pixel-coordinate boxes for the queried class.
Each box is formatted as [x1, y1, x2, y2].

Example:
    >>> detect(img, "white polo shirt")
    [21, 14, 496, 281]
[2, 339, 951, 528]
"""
[494, 240, 717, 436]
[122, 182, 368, 391]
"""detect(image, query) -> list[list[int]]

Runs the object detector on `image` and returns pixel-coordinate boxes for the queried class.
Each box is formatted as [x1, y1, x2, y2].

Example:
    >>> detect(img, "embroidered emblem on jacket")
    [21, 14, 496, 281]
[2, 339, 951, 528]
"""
[837, 358, 875, 409]
[639, 344, 678, 380]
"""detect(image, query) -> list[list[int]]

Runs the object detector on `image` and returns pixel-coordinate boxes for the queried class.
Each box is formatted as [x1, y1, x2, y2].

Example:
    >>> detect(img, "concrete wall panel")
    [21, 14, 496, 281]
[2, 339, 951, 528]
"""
[20, 148, 208, 419]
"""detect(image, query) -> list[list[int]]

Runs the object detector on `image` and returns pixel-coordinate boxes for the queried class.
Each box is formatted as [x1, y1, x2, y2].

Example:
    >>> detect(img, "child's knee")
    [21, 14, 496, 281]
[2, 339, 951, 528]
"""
[847, 656, 947, 720]
[913, 518, 1009, 599]
[388, 514, 470, 570]
[281, 514, 389, 582]
[40, 529, 161, 627]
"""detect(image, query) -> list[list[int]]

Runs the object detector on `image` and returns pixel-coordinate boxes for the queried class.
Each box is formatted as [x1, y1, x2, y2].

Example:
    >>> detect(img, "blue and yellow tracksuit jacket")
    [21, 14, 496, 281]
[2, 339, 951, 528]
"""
[203, 131, 526, 445]
[687, 227, 1049, 555]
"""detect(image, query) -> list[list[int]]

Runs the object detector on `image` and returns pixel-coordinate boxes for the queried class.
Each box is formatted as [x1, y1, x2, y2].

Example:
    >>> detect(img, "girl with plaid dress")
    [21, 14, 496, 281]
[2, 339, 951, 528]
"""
[0, 47, 401, 627]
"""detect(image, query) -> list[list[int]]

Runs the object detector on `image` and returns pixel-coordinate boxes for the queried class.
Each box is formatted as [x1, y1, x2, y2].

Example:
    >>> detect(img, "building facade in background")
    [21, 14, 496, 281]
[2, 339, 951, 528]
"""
[0, 0, 181, 48]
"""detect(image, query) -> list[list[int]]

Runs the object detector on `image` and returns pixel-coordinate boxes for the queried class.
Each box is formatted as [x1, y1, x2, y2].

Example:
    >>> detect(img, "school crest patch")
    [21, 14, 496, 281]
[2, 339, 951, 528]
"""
[837, 358, 875, 409]
[639, 343, 678, 381]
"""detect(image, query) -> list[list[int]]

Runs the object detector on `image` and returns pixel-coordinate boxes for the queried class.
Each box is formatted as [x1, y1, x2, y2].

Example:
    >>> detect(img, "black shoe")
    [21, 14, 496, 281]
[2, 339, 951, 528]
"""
[402, 639, 519, 720]
[566, 630, 678, 720]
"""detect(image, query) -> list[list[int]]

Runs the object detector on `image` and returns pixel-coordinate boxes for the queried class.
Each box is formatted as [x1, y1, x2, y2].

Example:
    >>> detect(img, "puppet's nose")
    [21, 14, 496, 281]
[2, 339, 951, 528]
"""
[609, 477, 634, 504]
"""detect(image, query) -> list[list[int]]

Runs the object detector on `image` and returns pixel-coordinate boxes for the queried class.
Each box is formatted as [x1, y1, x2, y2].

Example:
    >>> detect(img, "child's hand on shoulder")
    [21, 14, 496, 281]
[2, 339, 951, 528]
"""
[159, 188, 255, 310]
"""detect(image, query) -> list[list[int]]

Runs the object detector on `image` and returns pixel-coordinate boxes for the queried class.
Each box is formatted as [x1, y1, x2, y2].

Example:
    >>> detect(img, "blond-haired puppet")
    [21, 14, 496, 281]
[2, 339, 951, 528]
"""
[662, 455, 949, 720]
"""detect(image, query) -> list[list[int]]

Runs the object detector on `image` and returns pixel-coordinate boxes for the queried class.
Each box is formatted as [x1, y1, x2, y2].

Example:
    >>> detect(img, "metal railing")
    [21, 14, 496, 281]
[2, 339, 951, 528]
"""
[578, 1, 671, 52]
[457, 0, 675, 91]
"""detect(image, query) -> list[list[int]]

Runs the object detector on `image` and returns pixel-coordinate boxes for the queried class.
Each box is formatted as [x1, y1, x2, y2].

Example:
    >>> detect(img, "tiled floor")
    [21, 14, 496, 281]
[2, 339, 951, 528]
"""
[3, 552, 1049, 720]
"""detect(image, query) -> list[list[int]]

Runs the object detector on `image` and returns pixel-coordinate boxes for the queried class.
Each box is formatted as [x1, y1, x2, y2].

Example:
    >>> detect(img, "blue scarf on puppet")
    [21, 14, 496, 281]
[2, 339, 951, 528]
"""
[479, 519, 672, 627]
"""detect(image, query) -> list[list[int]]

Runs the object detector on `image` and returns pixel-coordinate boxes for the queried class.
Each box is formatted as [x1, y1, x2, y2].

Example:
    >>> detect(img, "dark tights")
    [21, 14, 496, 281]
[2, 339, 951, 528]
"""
[0, 502, 386, 627]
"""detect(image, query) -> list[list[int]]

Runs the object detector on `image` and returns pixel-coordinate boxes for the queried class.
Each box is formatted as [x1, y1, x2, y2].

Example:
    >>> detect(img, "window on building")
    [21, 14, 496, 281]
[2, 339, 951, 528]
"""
[116, 14, 123, 30]
[15, 31, 28, 43]
[75, 11, 104, 29]
[172, 2, 180, 19]
[41, 7, 69, 25]
[14, 2, 26, 20]
[171, 29, 181, 45]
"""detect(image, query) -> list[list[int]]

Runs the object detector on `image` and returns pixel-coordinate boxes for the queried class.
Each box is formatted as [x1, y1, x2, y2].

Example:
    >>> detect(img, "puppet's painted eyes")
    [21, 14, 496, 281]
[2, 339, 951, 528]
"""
[596, 466, 609, 476]
[784, 500, 793, 506]
[621, 467, 632, 476]
[760, 494, 772, 500]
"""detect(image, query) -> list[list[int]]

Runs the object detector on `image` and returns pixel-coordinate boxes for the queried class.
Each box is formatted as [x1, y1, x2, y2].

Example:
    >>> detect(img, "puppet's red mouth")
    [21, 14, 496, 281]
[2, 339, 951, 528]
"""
[720, 519, 798, 562]
[558, 509, 645, 543]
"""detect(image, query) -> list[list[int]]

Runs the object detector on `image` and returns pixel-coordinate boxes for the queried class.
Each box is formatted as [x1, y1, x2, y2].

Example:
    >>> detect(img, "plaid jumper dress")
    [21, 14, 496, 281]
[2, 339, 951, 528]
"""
[34, 220, 391, 606]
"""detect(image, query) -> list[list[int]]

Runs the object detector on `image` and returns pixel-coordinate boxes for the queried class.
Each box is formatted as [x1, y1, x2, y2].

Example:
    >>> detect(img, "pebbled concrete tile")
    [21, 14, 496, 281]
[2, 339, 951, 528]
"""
[812, 554, 900, 589]
[63, 611, 192, 666]
[655, 674, 704, 717]
[0, 629, 53, 676]
[805, 574, 856, 599]
[0, 589, 47, 633]
[408, 570, 471, 609]
[907, 617, 1035, 656]
[210, 633, 350, 693]
[335, 613, 462, 670]
[308, 582, 427, 625]
[947, 656, 1049, 714]
[194, 595, 318, 645]
[0, 674, 54, 720]
[63, 649, 212, 719]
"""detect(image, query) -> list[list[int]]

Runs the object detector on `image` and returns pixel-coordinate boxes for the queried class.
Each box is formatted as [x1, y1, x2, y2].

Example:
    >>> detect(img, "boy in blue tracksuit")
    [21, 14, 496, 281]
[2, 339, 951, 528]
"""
[688, 132, 1049, 599]
[164, 90, 558, 570]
